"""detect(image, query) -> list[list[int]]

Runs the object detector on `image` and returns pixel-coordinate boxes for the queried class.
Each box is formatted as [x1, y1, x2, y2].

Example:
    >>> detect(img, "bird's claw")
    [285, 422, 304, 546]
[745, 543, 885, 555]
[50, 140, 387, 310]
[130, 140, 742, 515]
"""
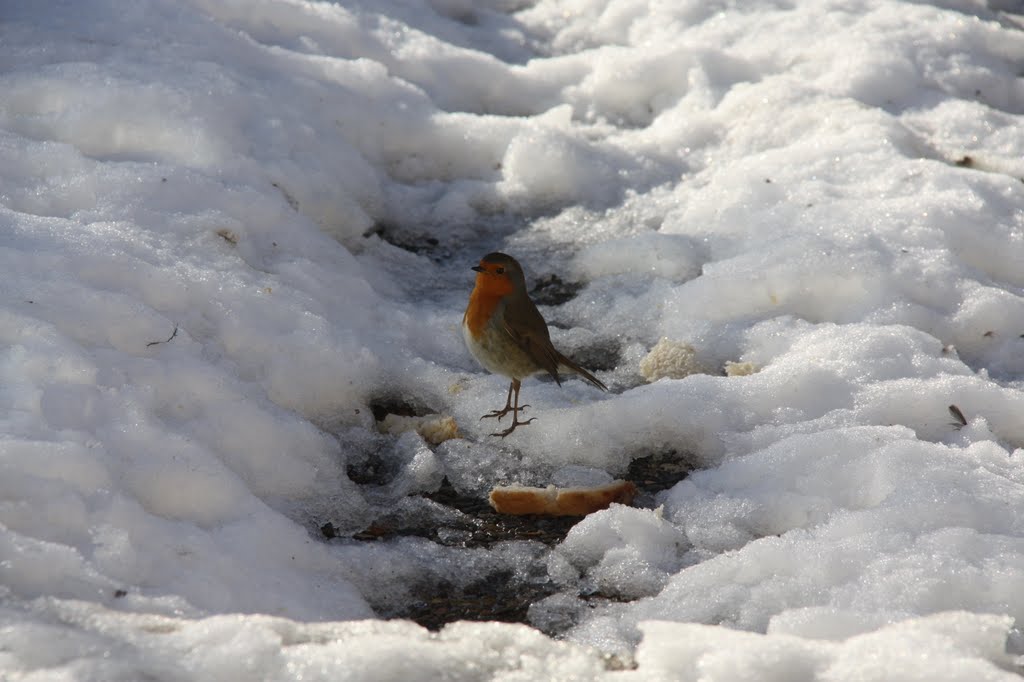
[491, 417, 536, 438]
[480, 404, 529, 422]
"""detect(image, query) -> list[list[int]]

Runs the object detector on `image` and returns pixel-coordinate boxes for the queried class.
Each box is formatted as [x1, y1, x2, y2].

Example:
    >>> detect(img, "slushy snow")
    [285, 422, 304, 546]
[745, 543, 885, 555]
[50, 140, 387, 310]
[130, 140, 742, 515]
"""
[2, 0, 1024, 679]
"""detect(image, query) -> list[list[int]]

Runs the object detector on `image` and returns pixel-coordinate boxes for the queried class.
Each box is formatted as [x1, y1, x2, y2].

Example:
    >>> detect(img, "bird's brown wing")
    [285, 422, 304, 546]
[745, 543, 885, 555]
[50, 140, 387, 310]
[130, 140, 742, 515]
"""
[500, 296, 563, 385]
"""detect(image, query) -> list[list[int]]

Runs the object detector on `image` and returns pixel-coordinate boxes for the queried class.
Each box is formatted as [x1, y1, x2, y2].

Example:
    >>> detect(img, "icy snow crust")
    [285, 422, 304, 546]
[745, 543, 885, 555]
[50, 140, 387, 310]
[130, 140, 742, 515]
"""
[2, 0, 1024, 678]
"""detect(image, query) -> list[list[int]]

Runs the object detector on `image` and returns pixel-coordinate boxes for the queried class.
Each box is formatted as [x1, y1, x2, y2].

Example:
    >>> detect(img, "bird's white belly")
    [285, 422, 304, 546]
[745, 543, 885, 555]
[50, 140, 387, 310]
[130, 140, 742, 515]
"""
[462, 319, 540, 380]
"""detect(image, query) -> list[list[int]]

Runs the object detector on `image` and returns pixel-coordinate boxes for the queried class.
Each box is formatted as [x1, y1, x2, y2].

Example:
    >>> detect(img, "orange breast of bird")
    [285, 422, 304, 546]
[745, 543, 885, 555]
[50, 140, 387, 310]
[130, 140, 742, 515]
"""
[463, 274, 542, 380]
[463, 272, 513, 338]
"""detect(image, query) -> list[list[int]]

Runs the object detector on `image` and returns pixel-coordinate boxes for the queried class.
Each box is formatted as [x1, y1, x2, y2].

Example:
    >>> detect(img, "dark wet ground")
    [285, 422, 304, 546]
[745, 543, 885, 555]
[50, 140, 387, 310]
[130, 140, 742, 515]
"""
[328, 448, 696, 634]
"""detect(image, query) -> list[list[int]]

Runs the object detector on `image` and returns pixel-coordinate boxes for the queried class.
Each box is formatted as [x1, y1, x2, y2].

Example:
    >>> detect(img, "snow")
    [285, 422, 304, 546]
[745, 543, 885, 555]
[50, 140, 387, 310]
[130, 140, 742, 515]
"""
[632, 612, 1019, 682]
[2, 0, 1024, 679]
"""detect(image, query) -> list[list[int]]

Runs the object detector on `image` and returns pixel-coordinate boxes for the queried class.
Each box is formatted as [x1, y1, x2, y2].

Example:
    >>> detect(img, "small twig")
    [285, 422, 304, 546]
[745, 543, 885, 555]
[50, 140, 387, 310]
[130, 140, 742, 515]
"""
[147, 324, 178, 347]
[948, 404, 967, 430]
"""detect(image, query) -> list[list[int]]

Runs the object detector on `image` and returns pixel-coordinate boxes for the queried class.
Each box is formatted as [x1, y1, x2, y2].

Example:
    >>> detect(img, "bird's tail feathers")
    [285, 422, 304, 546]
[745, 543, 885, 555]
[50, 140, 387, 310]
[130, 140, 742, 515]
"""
[555, 352, 607, 391]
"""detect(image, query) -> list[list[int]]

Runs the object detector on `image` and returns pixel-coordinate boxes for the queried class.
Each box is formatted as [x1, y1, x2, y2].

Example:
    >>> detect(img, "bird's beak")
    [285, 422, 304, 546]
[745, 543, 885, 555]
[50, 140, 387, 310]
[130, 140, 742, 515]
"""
[471, 265, 485, 273]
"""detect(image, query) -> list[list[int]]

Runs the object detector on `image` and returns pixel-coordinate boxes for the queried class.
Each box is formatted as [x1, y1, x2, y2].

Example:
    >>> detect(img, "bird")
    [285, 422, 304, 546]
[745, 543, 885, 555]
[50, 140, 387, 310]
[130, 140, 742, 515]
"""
[462, 252, 607, 437]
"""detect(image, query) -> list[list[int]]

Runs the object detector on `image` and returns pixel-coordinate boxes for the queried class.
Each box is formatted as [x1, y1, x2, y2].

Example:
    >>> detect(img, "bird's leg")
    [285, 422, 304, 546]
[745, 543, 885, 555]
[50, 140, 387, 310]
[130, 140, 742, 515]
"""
[491, 379, 536, 438]
[480, 381, 530, 421]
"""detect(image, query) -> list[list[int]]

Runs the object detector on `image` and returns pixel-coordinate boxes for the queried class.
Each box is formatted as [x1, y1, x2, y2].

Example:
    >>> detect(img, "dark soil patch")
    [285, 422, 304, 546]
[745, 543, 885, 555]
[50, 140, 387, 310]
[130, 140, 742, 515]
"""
[626, 449, 696, 494]
[567, 338, 621, 372]
[336, 479, 580, 549]
[325, 447, 695, 635]
[367, 396, 429, 423]
[530, 274, 583, 306]
[365, 223, 444, 258]
[394, 573, 559, 631]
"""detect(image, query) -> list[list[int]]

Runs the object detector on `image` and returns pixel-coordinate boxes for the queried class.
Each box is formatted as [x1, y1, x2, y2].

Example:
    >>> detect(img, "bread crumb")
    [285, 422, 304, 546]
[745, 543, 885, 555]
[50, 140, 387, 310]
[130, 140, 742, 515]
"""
[724, 360, 759, 376]
[640, 338, 703, 382]
[379, 413, 459, 445]
[489, 480, 636, 516]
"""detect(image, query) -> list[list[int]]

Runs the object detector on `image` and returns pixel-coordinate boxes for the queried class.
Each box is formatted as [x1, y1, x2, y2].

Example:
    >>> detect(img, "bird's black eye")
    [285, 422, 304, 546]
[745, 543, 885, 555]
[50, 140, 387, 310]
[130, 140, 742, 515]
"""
[496, 267, 505, 274]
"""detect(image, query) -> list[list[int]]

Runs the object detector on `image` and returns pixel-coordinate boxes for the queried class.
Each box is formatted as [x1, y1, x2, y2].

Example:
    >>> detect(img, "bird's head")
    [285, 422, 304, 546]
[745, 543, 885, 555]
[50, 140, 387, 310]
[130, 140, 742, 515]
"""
[471, 252, 526, 296]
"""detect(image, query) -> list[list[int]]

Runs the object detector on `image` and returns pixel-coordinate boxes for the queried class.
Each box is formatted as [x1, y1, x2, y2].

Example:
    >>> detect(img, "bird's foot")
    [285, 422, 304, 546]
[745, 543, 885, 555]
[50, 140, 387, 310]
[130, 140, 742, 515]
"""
[491, 416, 536, 438]
[480, 404, 530, 422]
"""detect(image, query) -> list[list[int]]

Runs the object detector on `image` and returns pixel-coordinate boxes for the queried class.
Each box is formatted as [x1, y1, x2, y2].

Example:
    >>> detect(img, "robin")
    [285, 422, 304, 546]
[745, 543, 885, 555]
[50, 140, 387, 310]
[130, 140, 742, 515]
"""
[462, 252, 607, 437]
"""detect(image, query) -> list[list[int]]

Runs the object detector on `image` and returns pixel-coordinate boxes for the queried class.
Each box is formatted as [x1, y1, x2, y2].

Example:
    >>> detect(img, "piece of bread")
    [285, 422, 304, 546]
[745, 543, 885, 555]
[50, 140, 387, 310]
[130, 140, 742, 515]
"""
[378, 413, 459, 444]
[489, 480, 637, 516]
